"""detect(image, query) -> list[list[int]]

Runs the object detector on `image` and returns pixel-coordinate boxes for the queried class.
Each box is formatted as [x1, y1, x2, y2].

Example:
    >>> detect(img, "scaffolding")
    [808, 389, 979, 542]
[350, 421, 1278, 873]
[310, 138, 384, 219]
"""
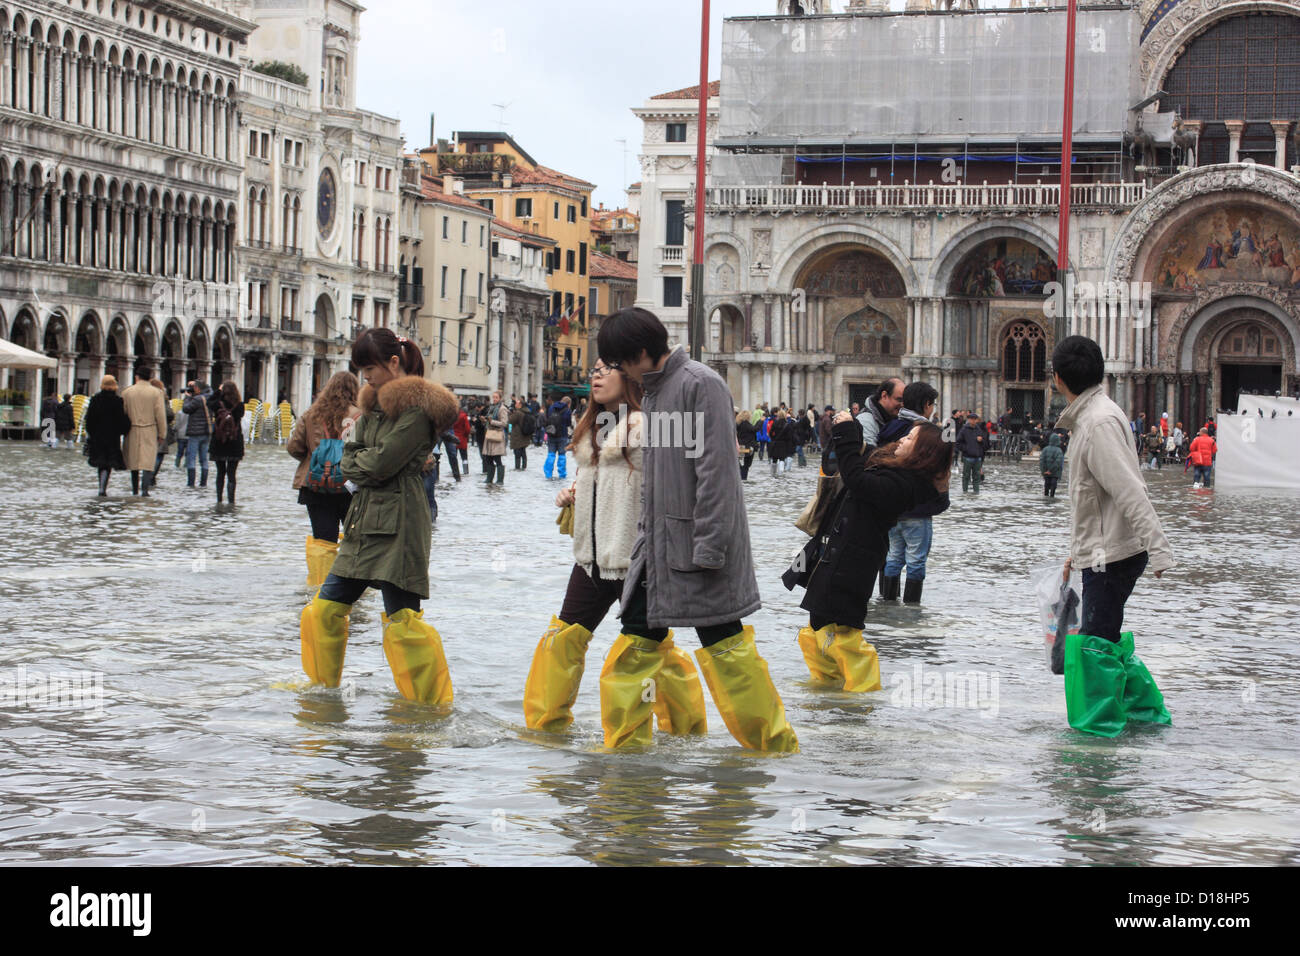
[717, 6, 1139, 157]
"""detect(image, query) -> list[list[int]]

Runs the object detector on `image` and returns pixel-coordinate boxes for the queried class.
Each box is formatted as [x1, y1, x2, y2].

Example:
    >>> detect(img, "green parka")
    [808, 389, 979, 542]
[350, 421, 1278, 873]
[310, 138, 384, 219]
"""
[331, 375, 458, 598]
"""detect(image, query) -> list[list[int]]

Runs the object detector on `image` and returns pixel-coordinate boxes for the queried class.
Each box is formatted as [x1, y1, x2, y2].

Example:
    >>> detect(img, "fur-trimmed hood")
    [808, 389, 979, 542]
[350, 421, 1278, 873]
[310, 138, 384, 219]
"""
[359, 376, 458, 433]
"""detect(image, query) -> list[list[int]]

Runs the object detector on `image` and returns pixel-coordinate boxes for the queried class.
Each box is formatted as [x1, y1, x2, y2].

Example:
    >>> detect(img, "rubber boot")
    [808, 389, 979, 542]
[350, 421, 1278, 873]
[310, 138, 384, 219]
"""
[651, 632, 708, 735]
[523, 616, 594, 733]
[827, 625, 882, 692]
[97, 469, 110, 496]
[903, 578, 924, 605]
[187, 467, 196, 487]
[1063, 633, 1128, 737]
[381, 608, 454, 706]
[141, 471, 152, 497]
[300, 595, 351, 687]
[695, 627, 799, 752]
[599, 634, 663, 749]
[1117, 632, 1172, 726]
[305, 536, 340, 589]
[495, 459, 505, 485]
[797, 624, 841, 684]
[879, 574, 901, 601]
[131, 471, 140, 495]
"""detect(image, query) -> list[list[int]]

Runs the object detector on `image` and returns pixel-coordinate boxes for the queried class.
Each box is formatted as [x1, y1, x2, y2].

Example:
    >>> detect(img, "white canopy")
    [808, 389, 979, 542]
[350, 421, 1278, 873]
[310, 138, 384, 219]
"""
[0, 338, 57, 370]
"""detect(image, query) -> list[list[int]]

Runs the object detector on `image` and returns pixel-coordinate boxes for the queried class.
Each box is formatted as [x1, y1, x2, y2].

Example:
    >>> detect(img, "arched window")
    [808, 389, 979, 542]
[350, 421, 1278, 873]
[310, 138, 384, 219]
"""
[1001, 322, 1047, 383]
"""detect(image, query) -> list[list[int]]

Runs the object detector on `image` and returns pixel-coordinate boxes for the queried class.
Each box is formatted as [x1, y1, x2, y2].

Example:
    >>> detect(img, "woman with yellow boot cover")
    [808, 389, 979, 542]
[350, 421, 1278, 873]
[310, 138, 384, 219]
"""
[783, 415, 952, 692]
[289, 371, 361, 588]
[299, 329, 459, 704]
[523, 360, 708, 743]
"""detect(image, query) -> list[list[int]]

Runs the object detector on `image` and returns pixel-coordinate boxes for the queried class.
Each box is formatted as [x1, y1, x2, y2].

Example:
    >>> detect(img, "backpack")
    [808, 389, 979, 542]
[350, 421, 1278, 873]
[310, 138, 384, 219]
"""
[213, 403, 240, 444]
[307, 428, 348, 494]
[521, 411, 537, 437]
[545, 407, 564, 437]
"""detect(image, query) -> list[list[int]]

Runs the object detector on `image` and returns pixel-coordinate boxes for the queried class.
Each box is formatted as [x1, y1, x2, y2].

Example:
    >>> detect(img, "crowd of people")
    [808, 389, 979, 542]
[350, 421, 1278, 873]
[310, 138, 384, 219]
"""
[287, 315, 1174, 751]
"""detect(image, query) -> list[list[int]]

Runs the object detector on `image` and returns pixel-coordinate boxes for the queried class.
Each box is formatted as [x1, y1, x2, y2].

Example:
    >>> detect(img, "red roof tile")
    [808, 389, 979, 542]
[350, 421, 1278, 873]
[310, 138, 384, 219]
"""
[589, 249, 637, 281]
[651, 80, 720, 100]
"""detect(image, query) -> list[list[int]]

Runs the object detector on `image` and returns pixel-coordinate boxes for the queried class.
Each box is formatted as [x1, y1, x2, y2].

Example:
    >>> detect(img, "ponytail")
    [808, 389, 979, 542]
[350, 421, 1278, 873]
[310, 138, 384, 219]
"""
[351, 327, 425, 378]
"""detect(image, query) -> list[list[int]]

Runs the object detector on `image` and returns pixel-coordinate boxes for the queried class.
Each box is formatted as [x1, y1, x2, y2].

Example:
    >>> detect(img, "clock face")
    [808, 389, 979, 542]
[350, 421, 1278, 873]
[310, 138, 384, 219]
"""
[317, 168, 337, 236]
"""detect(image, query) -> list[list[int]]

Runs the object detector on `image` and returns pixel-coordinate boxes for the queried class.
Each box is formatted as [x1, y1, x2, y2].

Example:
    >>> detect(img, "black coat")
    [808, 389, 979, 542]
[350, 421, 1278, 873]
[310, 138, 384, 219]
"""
[955, 423, 987, 459]
[783, 419, 939, 629]
[736, 419, 757, 451]
[55, 400, 75, 432]
[84, 391, 129, 470]
[208, 395, 245, 462]
[768, 418, 796, 460]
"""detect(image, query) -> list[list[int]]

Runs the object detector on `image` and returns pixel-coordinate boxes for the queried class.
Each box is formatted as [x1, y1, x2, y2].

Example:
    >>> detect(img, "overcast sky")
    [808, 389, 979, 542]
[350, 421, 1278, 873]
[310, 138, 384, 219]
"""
[355, 0, 782, 211]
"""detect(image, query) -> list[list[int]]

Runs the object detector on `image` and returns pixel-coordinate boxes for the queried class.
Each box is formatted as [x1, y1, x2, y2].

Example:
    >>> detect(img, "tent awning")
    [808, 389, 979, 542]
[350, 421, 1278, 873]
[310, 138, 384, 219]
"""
[0, 339, 57, 370]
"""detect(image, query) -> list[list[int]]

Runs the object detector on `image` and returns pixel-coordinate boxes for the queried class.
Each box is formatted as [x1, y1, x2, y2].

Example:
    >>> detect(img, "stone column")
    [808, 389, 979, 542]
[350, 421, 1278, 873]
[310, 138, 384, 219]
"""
[1224, 120, 1246, 164]
[0, 31, 11, 108]
[763, 295, 773, 349]
[1270, 121, 1291, 170]
[32, 40, 45, 115]
[50, 186, 63, 264]
[1180, 119, 1202, 167]
[203, 219, 214, 281]
[15, 37, 29, 112]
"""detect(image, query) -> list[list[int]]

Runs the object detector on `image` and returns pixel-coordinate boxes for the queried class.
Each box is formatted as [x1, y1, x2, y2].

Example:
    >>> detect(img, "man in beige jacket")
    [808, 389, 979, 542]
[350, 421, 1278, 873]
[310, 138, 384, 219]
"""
[1052, 335, 1172, 736]
[121, 370, 168, 497]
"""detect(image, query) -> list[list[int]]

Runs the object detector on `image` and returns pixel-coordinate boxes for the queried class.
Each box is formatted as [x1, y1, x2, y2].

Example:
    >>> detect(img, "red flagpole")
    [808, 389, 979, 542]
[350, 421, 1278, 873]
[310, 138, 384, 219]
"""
[1056, 0, 1078, 342]
[690, 0, 710, 361]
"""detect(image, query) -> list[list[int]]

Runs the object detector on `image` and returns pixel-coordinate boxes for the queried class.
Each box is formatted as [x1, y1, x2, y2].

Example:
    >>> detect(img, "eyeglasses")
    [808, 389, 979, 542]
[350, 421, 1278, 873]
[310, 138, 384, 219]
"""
[589, 363, 622, 379]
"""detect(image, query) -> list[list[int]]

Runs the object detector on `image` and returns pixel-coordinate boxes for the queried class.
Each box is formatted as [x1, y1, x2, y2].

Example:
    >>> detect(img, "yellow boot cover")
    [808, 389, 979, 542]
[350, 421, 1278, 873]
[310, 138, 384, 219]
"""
[599, 634, 664, 749]
[797, 625, 841, 684]
[695, 627, 800, 753]
[828, 625, 883, 693]
[382, 609, 454, 706]
[300, 596, 350, 687]
[652, 632, 708, 736]
[523, 615, 594, 732]
[305, 535, 340, 589]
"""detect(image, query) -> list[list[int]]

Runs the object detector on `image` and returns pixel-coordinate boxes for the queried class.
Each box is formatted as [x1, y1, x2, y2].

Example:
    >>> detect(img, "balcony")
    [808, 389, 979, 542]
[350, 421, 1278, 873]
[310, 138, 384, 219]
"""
[354, 259, 368, 271]
[248, 315, 272, 330]
[399, 282, 425, 306]
[703, 181, 1148, 214]
[659, 244, 685, 266]
[458, 295, 479, 316]
[241, 72, 311, 110]
[358, 110, 402, 141]
[547, 366, 584, 385]
[281, 243, 303, 256]
[280, 318, 302, 333]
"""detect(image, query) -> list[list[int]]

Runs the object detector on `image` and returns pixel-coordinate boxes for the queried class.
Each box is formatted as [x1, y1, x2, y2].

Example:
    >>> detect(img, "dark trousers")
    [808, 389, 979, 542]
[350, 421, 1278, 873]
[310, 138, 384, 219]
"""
[215, 460, 238, 502]
[1043, 475, 1059, 497]
[422, 470, 438, 520]
[559, 564, 625, 633]
[739, 451, 755, 480]
[319, 573, 421, 615]
[443, 438, 461, 480]
[620, 572, 740, 647]
[514, 447, 528, 469]
[1081, 550, 1148, 643]
[306, 494, 353, 542]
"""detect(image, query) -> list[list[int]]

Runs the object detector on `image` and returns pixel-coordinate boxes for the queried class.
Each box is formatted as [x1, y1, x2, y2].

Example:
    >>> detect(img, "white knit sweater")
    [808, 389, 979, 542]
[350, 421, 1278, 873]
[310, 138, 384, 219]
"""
[571, 411, 643, 581]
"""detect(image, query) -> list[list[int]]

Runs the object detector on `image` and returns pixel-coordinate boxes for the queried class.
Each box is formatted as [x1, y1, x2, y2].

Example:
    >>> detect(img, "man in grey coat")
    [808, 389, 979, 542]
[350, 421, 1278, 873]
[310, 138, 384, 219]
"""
[596, 308, 798, 753]
[855, 377, 904, 452]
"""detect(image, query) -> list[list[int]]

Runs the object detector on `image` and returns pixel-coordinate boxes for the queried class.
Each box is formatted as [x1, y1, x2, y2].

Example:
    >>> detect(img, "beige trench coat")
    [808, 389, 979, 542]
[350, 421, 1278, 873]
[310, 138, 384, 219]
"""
[121, 381, 167, 471]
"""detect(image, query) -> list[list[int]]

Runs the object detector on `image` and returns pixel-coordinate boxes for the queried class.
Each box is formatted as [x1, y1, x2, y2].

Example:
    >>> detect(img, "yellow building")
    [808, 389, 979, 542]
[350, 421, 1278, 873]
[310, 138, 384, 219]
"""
[588, 249, 638, 373]
[421, 132, 596, 397]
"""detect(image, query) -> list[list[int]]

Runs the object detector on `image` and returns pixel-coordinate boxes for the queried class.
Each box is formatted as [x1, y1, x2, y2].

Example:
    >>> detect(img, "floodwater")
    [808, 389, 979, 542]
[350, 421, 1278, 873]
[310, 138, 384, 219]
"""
[0, 441, 1296, 866]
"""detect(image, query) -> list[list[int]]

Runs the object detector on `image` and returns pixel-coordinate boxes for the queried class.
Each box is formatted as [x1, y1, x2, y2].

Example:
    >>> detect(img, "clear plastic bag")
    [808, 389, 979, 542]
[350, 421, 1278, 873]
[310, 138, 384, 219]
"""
[1029, 562, 1082, 674]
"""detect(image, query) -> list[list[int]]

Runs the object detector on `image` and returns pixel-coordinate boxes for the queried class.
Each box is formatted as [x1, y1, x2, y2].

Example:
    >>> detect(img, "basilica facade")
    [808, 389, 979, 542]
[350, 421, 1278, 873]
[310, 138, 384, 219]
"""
[698, 0, 1300, 427]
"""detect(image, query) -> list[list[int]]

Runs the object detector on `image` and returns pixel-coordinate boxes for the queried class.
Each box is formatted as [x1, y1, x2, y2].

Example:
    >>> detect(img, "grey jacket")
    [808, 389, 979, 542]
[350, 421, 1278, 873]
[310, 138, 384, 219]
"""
[1055, 384, 1174, 574]
[183, 389, 213, 437]
[620, 347, 760, 628]
[854, 396, 891, 451]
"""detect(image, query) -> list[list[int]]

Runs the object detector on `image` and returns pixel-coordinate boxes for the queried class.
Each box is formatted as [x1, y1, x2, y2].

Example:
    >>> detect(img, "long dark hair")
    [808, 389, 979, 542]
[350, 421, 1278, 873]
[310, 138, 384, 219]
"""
[866, 421, 953, 493]
[351, 327, 424, 378]
[569, 373, 644, 468]
[219, 381, 241, 408]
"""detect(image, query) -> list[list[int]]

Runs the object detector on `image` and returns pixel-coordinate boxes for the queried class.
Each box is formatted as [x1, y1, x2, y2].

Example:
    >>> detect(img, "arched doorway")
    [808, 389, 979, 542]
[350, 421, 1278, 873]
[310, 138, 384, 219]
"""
[105, 316, 130, 381]
[7, 309, 39, 405]
[187, 323, 210, 383]
[313, 293, 336, 396]
[134, 317, 159, 379]
[43, 312, 70, 399]
[160, 320, 185, 395]
[74, 313, 103, 395]
[212, 325, 234, 388]
[1213, 312, 1285, 408]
